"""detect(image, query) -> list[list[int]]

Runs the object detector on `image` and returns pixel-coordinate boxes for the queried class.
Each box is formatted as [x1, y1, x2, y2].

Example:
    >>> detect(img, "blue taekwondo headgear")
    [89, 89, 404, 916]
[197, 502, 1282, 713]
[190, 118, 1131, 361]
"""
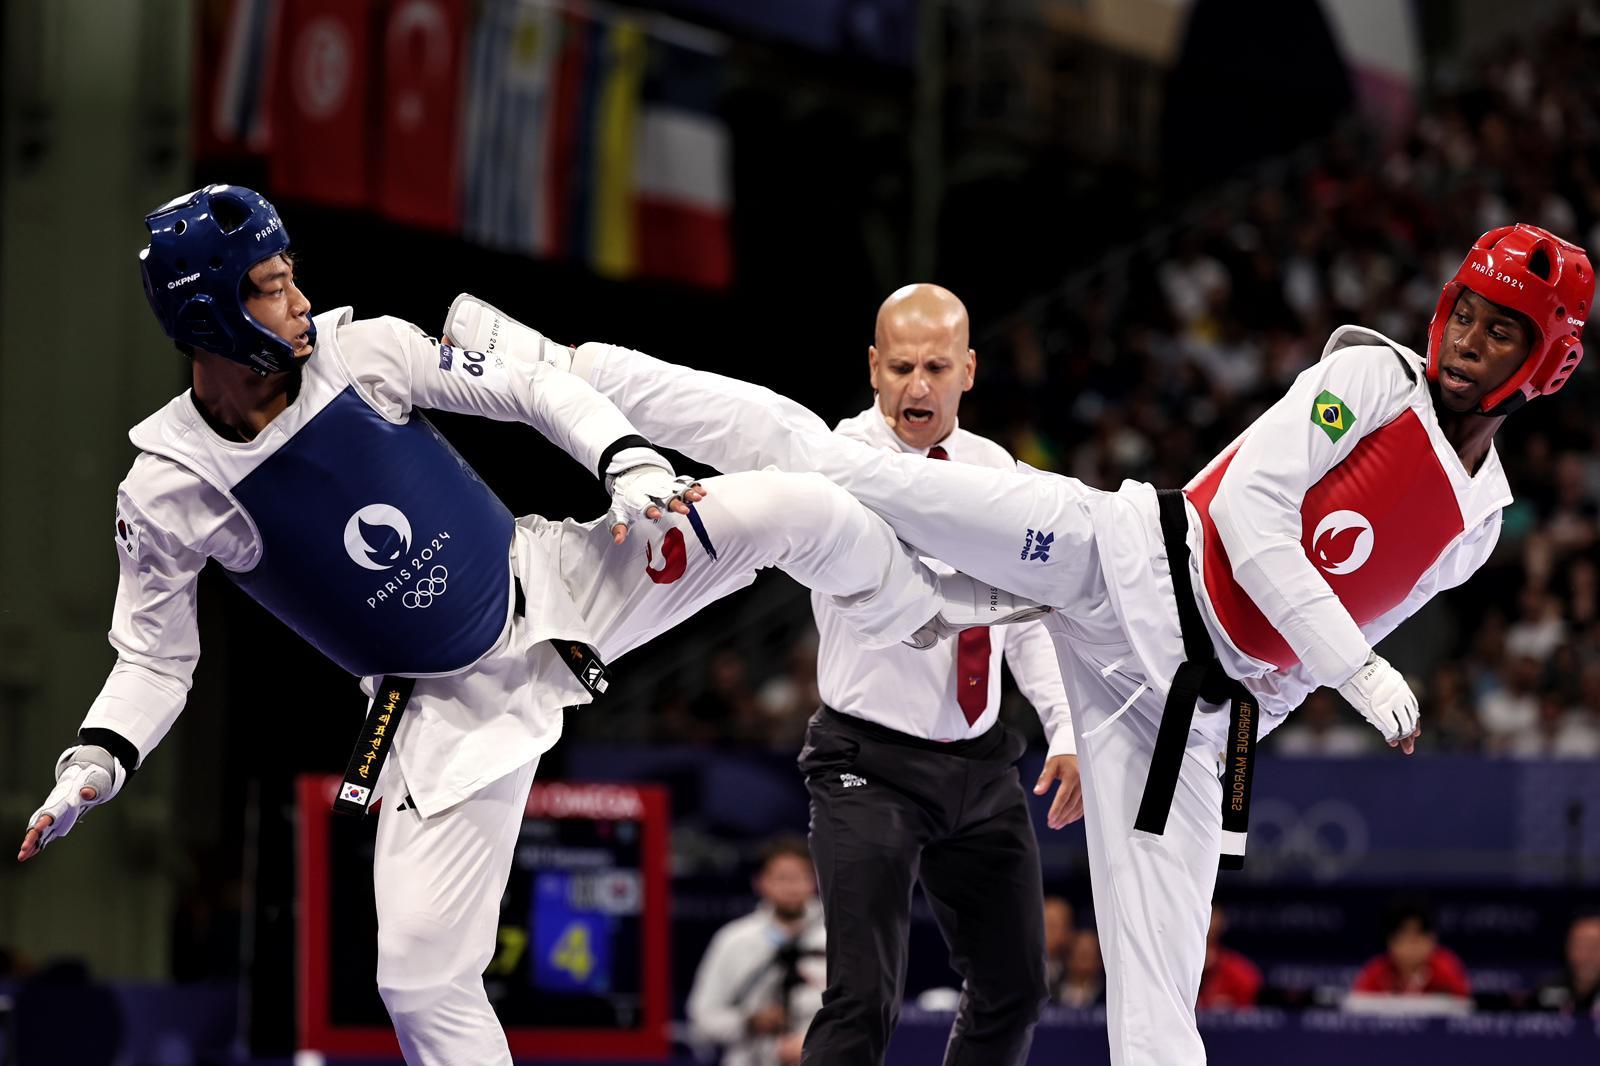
[138, 184, 312, 375]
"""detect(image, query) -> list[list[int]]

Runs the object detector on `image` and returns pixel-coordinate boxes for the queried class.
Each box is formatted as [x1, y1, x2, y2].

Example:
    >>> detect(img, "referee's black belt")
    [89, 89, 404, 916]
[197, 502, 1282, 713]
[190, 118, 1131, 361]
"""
[1133, 489, 1258, 871]
[332, 577, 611, 816]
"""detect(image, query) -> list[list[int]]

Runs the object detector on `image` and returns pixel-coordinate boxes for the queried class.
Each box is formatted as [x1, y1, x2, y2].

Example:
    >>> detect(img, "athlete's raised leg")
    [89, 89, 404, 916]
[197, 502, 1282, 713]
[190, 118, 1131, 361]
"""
[576, 341, 1102, 609]
[446, 294, 1085, 608]
[552, 469, 941, 659]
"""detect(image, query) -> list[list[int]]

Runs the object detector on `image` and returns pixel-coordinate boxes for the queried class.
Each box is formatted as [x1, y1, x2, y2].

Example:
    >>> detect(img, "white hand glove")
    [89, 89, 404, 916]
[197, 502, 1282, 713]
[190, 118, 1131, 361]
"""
[603, 447, 696, 536]
[24, 745, 127, 853]
[1336, 652, 1420, 745]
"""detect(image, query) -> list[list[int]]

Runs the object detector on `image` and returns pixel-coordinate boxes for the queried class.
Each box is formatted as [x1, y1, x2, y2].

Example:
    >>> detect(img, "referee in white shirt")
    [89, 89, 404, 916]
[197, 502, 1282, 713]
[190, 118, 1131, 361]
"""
[797, 284, 1081, 1066]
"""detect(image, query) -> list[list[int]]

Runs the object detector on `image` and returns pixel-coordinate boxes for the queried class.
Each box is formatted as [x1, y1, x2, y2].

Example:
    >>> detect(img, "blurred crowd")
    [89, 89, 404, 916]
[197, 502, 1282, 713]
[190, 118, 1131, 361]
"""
[635, 13, 1600, 758]
[968, 14, 1600, 758]
[1040, 897, 1600, 1016]
[688, 836, 1600, 1043]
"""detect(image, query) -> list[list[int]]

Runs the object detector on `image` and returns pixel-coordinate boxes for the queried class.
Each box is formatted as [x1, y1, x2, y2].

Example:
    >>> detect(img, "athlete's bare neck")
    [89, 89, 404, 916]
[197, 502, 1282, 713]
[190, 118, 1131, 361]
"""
[191, 348, 299, 442]
[1432, 389, 1504, 476]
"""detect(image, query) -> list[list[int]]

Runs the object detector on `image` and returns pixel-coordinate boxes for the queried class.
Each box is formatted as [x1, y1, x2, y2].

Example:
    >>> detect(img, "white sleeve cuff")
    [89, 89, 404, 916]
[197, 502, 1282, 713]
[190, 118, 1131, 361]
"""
[1044, 711, 1078, 758]
[80, 661, 191, 763]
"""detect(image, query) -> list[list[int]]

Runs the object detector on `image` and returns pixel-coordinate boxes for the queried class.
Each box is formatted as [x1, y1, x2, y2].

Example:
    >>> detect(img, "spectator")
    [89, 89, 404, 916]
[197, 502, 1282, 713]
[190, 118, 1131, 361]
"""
[1350, 902, 1470, 998]
[1058, 930, 1106, 1008]
[1197, 906, 1262, 1009]
[1422, 662, 1484, 753]
[687, 837, 825, 1066]
[1576, 659, 1600, 724]
[1043, 896, 1075, 1000]
[689, 647, 762, 746]
[1505, 587, 1566, 663]
[1480, 653, 1543, 752]
[1566, 558, 1598, 628]
[753, 634, 821, 753]
[1509, 691, 1600, 758]
[656, 681, 715, 747]
[1269, 688, 1374, 756]
[1158, 232, 1230, 331]
[1537, 914, 1600, 1015]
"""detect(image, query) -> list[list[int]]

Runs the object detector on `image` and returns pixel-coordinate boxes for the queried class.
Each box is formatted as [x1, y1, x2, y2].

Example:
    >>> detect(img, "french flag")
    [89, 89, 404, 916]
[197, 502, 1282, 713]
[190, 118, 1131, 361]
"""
[632, 28, 732, 289]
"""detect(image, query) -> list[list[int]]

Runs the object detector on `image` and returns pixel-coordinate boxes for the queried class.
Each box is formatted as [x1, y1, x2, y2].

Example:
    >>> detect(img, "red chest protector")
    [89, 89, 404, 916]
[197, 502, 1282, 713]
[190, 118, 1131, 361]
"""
[1184, 409, 1464, 669]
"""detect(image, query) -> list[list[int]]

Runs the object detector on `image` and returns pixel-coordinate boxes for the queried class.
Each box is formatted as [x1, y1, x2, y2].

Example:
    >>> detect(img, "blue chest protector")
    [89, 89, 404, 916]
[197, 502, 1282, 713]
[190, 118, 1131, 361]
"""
[229, 386, 514, 677]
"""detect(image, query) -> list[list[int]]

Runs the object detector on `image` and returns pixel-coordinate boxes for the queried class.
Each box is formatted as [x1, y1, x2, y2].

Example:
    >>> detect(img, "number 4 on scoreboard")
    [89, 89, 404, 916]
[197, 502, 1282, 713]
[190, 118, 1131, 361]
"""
[551, 921, 596, 983]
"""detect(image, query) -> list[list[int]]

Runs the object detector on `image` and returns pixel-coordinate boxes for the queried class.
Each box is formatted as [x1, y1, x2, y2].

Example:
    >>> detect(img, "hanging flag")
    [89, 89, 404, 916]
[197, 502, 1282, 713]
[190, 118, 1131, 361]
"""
[197, 0, 281, 158]
[461, 0, 561, 254]
[267, 0, 373, 206]
[634, 31, 732, 288]
[552, 14, 605, 260]
[588, 19, 648, 278]
[375, 0, 467, 230]
[456, 3, 733, 288]
[508, 0, 561, 254]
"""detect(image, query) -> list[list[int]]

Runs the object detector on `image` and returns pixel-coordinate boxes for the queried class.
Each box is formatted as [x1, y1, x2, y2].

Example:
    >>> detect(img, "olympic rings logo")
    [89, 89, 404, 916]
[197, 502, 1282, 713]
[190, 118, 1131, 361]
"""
[1240, 798, 1370, 882]
[402, 566, 449, 609]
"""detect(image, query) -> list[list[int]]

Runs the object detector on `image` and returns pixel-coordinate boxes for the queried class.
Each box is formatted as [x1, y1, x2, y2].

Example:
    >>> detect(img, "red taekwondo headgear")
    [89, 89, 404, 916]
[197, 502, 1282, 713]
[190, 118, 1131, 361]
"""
[1427, 223, 1595, 416]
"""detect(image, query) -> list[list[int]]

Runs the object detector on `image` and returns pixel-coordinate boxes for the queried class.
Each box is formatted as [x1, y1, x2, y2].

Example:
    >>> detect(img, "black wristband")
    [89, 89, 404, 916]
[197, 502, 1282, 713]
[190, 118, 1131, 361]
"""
[78, 727, 141, 777]
[596, 434, 653, 481]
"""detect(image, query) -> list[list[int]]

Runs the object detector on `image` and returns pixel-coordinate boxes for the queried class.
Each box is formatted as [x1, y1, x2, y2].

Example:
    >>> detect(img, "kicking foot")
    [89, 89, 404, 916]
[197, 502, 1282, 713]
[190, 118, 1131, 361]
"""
[903, 573, 1053, 649]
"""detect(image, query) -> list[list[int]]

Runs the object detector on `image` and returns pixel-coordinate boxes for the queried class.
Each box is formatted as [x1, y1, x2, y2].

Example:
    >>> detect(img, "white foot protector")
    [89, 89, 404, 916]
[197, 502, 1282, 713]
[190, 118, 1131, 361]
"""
[903, 573, 1052, 649]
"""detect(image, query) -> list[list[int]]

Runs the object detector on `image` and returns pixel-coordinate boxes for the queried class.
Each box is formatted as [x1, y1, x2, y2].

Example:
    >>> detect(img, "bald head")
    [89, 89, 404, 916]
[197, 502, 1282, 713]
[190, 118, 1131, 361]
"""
[868, 283, 976, 450]
[874, 283, 971, 351]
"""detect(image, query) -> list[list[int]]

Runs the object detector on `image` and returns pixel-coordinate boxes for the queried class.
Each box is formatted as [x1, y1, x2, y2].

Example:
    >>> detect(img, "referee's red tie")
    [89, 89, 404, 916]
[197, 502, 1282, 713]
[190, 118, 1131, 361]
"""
[928, 445, 989, 725]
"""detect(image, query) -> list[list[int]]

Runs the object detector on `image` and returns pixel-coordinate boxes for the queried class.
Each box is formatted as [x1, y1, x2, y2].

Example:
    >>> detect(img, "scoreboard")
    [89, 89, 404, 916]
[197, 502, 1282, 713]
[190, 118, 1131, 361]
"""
[296, 775, 671, 1058]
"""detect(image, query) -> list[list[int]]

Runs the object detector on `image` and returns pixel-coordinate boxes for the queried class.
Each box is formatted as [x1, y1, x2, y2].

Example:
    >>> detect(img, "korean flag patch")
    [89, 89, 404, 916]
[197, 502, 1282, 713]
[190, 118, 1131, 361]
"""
[115, 507, 140, 559]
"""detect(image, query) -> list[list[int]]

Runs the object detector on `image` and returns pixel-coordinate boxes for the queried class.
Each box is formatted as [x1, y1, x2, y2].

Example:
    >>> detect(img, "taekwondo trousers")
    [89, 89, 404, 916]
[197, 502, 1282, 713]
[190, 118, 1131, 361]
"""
[581, 344, 1228, 1066]
[372, 469, 940, 1066]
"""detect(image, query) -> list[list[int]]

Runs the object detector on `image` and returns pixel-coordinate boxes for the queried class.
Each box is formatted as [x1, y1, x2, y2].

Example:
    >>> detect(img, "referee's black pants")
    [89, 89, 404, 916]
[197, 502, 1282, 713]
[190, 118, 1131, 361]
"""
[797, 708, 1048, 1066]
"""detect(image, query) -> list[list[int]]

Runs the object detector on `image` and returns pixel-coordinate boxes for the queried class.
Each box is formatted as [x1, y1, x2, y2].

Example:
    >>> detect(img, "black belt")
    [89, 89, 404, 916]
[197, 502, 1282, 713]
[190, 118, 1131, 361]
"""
[1133, 490, 1258, 871]
[333, 578, 612, 816]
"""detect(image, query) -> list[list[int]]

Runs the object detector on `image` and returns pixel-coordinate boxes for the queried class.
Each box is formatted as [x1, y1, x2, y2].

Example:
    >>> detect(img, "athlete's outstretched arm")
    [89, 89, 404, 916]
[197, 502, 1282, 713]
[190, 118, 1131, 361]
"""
[438, 294, 1105, 609]
[20, 466, 205, 860]
[338, 314, 698, 541]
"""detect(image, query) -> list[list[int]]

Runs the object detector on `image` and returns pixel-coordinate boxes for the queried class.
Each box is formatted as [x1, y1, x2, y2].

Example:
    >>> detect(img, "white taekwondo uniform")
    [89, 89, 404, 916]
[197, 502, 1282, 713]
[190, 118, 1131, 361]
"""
[81, 308, 939, 1066]
[567, 325, 1508, 1066]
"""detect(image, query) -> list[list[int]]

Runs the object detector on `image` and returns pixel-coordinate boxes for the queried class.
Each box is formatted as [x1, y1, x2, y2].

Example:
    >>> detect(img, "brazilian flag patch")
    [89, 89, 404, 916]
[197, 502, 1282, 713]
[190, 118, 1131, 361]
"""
[1311, 390, 1354, 443]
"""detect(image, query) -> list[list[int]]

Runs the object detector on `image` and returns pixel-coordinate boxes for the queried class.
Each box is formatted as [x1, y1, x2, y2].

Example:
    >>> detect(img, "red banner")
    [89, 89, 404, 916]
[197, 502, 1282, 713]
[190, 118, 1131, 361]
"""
[374, 0, 466, 230]
[268, 0, 373, 206]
